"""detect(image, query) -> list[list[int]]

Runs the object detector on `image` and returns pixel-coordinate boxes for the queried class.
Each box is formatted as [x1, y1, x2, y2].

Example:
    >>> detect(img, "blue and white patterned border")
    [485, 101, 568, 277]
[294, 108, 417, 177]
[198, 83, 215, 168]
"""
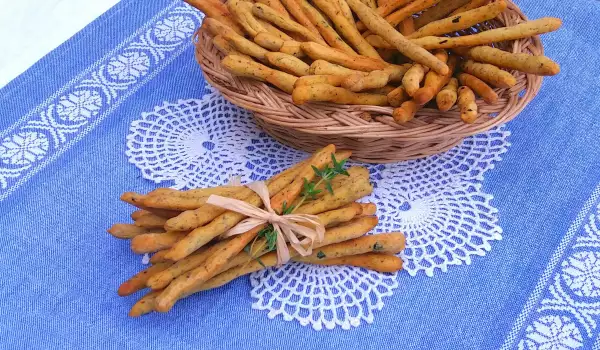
[0, 1, 203, 201]
[502, 182, 600, 349]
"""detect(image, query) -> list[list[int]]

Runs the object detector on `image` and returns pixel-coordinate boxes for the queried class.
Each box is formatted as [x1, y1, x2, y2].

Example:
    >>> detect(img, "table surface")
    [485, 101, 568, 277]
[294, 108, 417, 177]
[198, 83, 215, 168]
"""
[0, 0, 120, 88]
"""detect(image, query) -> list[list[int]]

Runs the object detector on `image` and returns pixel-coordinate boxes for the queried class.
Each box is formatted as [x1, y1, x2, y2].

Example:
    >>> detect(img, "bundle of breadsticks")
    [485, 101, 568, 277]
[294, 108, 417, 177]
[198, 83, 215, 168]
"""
[189, 0, 560, 124]
[109, 145, 405, 316]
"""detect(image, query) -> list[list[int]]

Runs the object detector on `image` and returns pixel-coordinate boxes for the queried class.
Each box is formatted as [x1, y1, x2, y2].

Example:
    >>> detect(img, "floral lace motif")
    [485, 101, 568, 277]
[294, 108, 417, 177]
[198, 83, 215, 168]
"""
[126, 88, 510, 329]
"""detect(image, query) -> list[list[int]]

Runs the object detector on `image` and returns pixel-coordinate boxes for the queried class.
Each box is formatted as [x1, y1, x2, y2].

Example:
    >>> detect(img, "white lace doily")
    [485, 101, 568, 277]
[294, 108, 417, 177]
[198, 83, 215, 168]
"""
[126, 87, 510, 330]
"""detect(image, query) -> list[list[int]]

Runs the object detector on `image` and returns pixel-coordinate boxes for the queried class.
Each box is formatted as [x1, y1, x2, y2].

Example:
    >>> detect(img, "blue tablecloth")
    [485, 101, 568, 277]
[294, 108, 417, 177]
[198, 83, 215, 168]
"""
[1, 0, 599, 348]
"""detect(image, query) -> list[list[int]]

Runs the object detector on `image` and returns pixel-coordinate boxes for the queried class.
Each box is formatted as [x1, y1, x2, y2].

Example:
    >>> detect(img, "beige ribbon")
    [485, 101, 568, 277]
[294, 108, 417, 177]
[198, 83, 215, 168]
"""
[206, 181, 325, 265]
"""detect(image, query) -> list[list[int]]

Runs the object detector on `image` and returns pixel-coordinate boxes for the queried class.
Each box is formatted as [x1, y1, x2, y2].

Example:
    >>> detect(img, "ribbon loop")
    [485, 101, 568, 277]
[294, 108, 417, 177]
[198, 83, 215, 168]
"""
[205, 180, 324, 265]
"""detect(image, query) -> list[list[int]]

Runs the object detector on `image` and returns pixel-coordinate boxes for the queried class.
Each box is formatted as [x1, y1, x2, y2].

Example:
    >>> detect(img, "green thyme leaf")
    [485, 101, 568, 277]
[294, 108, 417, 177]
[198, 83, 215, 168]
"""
[316, 251, 326, 259]
[373, 242, 384, 251]
[282, 201, 295, 215]
[325, 180, 334, 195]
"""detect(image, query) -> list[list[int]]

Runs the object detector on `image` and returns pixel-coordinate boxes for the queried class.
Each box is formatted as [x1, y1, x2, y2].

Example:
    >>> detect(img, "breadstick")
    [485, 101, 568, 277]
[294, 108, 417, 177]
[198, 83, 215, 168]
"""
[410, 17, 562, 49]
[312, 166, 369, 198]
[265, 52, 311, 76]
[355, 0, 414, 31]
[362, 0, 378, 9]
[393, 100, 419, 123]
[254, 31, 284, 51]
[312, 0, 382, 59]
[293, 83, 389, 105]
[402, 64, 429, 96]
[107, 223, 151, 239]
[462, 59, 516, 88]
[149, 250, 170, 264]
[118, 262, 173, 297]
[228, 0, 266, 37]
[449, 0, 490, 16]
[221, 54, 298, 93]
[279, 0, 321, 37]
[120, 192, 180, 218]
[408, 0, 507, 39]
[376, 0, 443, 31]
[295, 175, 374, 214]
[147, 239, 231, 290]
[295, 75, 347, 87]
[387, 86, 409, 107]
[462, 46, 559, 76]
[359, 203, 377, 215]
[458, 73, 498, 104]
[279, 40, 305, 57]
[365, 34, 393, 49]
[256, 0, 290, 17]
[141, 195, 210, 212]
[308, 253, 403, 272]
[295, 233, 406, 262]
[257, 19, 294, 40]
[205, 18, 270, 61]
[436, 77, 458, 111]
[398, 17, 415, 35]
[134, 214, 167, 229]
[270, 145, 337, 213]
[213, 35, 250, 58]
[297, 0, 357, 55]
[184, 0, 244, 35]
[131, 210, 149, 221]
[131, 231, 189, 254]
[309, 60, 368, 76]
[413, 53, 457, 105]
[457, 86, 478, 123]
[342, 70, 390, 92]
[413, 0, 471, 28]
[346, 0, 449, 75]
[336, 0, 357, 30]
[252, 3, 327, 44]
[301, 42, 387, 72]
[190, 217, 380, 292]
[129, 290, 161, 317]
[165, 150, 342, 260]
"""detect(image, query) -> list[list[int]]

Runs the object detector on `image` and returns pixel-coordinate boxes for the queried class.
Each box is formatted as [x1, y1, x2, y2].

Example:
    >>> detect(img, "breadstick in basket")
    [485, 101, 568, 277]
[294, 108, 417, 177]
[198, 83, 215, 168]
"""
[372, 0, 443, 32]
[457, 86, 478, 123]
[413, 0, 471, 29]
[256, 0, 290, 17]
[279, 0, 321, 37]
[221, 54, 298, 93]
[413, 53, 457, 105]
[436, 77, 458, 111]
[462, 60, 517, 88]
[295, 75, 347, 87]
[345, 0, 449, 75]
[292, 84, 389, 105]
[213, 35, 251, 59]
[301, 42, 388, 72]
[309, 60, 368, 76]
[227, 0, 266, 37]
[393, 100, 419, 123]
[398, 17, 416, 35]
[257, 19, 293, 40]
[403, 64, 430, 96]
[184, 0, 244, 35]
[461, 46, 560, 76]
[458, 72, 498, 104]
[297, 0, 357, 55]
[387, 86, 409, 107]
[265, 52, 311, 76]
[449, 0, 490, 16]
[410, 17, 563, 49]
[252, 3, 327, 44]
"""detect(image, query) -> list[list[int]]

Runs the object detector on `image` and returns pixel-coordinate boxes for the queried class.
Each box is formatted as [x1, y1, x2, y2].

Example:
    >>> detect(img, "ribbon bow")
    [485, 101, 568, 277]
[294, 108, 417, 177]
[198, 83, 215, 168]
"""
[206, 181, 325, 265]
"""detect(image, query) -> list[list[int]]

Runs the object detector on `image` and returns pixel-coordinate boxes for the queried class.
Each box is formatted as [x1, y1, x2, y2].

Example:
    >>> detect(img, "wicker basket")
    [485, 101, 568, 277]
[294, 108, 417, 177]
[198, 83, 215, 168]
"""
[195, 0, 543, 163]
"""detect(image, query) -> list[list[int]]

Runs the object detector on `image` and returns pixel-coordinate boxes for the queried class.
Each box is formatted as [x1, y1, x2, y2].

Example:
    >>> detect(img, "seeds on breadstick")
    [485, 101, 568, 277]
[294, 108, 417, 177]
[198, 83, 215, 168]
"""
[365, 35, 394, 49]
[301, 42, 387, 72]
[221, 54, 298, 93]
[257, 19, 294, 40]
[414, 0, 471, 28]
[190, 217, 380, 292]
[149, 250, 170, 264]
[449, 0, 490, 16]
[292, 84, 389, 105]
[295, 176, 374, 214]
[118, 262, 173, 297]
[279, 40, 305, 58]
[413, 53, 457, 105]
[213, 35, 250, 59]
[362, 0, 378, 9]
[403, 64, 430, 96]
[359, 203, 377, 216]
[134, 214, 167, 229]
[312, 0, 382, 59]
[256, 0, 291, 17]
[227, 0, 267, 37]
[131, 231, 189, 254]
[297, 0, 357, 55]
[355, 0, 413, 31]
[457, 86, 478, 123]
[252, 3, 327, 45]
[120, 192, 181, 218]
[336, 0, 358, 29]
[295, 75, 347, 87]
[254, 31, 284, 51]
[387, 86, 409, 107]
[205, 18, 270, 61]
[393, 100, 419, 123]
[129, 290, 161, 317]
[265, 52, 311, 76]
[410, 17, 563, 49]
[462, 46, 560, 76]
[147, 240, 230, 290]
[462, 60, 516, 88]
[375, 0, 443, 32]
[436, 77, 458, 111]
[309, 60, 368, 76]
[279, 0, 321, 37]
[399, 17, 416, 35]
[107, 223, 151, 239]
[131, 209, 149, 221]
[408, 0, 507, 39]
[307, 253, 403, 272]
[342, 70, 391, 92]
[312, 165, 369, 198]
[184, 0, 245, 35]
[345, 0, 449, 75]
[458, 73, 498, 104]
